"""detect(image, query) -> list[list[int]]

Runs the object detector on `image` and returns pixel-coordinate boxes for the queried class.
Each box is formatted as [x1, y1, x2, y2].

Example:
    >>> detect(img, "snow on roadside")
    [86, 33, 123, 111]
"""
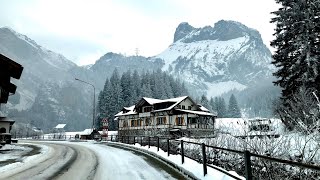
[0, 143, 49, 173]
[116, 142, 245, 180]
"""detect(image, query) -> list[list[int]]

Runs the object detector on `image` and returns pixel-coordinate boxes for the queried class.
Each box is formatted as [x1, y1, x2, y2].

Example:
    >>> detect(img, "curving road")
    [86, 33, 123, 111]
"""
[0, 141, 186, 180]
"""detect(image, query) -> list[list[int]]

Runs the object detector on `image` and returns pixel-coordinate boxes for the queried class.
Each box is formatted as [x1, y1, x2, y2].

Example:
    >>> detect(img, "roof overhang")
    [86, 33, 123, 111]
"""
[176, 109, 216, 117]
[0, 117, 15, 125]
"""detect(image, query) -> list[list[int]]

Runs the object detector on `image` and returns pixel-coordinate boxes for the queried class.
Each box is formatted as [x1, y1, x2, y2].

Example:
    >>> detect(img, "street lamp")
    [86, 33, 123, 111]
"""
[75, 78, 95, 132]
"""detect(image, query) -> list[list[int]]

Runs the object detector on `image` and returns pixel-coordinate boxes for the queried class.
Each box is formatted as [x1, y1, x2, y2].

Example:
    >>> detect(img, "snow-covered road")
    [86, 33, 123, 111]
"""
[0, 141, 186, 180]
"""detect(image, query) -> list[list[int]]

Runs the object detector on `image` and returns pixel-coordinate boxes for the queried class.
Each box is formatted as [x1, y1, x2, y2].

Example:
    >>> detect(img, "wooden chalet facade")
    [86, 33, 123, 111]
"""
[115, 96, 216, 138]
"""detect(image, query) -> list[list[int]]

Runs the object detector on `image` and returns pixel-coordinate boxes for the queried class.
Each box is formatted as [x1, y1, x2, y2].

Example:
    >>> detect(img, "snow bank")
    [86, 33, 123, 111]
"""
[0, 143, 49, 173]
[107, 141, 244, 180]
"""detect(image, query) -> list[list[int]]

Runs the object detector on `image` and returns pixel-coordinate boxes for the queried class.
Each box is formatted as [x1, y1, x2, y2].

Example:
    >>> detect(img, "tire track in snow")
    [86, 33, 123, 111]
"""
[2, 142, 76, 180]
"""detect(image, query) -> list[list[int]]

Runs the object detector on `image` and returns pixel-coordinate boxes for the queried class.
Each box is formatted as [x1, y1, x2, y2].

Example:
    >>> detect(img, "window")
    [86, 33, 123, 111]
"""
[188, 117, 197, 124]
[188, 106, 191, 110]
[145, 118, 151, 126]
[143, 106, 152, 112]
[157, 117, 166, 125]
[123, 121, 128, 127]
[0, 127, 6, 133]
[136, 119, 140, 126]
[182, 105, 185, 109]
[131, 120, 135, 127]
[176, 117, 184, 125]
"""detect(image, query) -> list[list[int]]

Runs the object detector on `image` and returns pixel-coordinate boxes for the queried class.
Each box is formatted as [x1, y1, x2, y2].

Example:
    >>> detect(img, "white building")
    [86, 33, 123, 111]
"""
[115, 96, 216, 138]
[0, 117, 15, 144]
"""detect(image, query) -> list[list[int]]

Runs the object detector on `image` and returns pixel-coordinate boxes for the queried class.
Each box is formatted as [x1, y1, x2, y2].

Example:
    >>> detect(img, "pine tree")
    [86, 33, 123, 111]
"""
[120, 71, 133, 107]
[271, 0, 320, 129]
[97, 69, 190, 130]
[200, 95, 212, 112]
[131, 70, 141, 103]
[209, 97, 215, 112]
[271, 0, 320, 100]
[216, 97, 227, 118]
[109, 69, 123, 130]
[227, 94, 241, 118]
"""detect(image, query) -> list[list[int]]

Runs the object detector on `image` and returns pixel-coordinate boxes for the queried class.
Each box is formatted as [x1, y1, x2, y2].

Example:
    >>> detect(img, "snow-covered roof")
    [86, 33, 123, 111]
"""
[115, 105, 137, 117]
[80, 128, 93, 135]
[177, 109, 216, 116]
[142, 96, 188, 106]
[152, 96, 188, 112]
[142, 97, 163, 105]
[0, 117, 15, 124]
[116, 96, 214, 117]
[198, 104, 210, 112]
[55, 124, 66, 129]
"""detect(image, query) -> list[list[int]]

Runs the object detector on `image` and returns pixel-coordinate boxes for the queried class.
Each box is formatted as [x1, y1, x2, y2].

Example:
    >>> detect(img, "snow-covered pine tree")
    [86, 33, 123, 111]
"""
[215, 97, 227, 118]
[209, 97, 216, 113]
[271, 0, 320, 129]
[271, 0, 320, 99]
[120, 70, 133, 107]
[97, 69, 189, 130]
[109, 69, 123, 130]
[131, 70, 141, 103]
[200, 95, 212, 112]
[227, 94, 241, 118]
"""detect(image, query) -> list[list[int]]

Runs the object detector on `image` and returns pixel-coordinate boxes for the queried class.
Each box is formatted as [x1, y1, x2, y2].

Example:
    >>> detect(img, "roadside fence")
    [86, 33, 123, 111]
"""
[110, 135, 320, 180]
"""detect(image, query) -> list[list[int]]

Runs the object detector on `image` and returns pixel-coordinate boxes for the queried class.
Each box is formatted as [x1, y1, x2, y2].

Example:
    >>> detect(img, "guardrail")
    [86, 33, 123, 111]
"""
[109, 135, 320, 180]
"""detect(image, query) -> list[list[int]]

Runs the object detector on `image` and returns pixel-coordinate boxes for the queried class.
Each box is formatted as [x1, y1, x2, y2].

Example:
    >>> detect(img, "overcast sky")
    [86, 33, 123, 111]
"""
[0, 0, 280, 66]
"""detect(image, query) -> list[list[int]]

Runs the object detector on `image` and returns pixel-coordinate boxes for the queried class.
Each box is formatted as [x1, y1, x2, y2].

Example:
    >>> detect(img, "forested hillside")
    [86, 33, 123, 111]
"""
[96, 69, 189, 130]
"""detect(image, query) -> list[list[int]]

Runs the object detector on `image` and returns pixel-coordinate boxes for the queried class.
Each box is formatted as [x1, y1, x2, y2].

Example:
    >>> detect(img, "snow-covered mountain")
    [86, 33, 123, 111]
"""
[0, 20, 278, 129]
[0, 27, 94, 131]
[154, 20, 275, 97]
[0, 27, 77, 110]
[87, 52, 164, 88]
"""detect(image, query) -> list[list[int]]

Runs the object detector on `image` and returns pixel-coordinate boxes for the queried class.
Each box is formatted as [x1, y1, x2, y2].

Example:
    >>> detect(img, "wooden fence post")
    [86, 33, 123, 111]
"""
[148, 136, 150, 148]
[157, 137, 160, 152]
[244, 150, 253, 180]
[202, 143, 207, 176]
[181, 140, 184, 164]
[141, 136, 143, 146]
[167, 139, 170, 157]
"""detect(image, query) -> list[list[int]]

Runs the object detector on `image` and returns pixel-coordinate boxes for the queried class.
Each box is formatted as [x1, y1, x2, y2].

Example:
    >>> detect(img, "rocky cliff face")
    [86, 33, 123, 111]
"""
[155, 20, 274, 97]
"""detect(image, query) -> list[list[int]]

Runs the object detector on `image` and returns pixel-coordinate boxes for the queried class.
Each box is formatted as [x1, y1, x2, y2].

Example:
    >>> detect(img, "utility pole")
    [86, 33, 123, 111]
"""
[75, 78, 96, 132]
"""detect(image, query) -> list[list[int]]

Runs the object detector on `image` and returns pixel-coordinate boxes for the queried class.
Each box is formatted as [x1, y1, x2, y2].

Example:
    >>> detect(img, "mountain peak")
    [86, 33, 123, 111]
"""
[213, 20, 261, 41]
[174, 20, 262, 43]
[156, 20, 273, 97]
[173, 22, 195, 43]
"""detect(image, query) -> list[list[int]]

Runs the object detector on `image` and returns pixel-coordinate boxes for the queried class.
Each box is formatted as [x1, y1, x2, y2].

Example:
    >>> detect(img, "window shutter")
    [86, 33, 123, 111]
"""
[164, 117, 167, 124]
[175, 117, 178, 125]
[182, 117, 184, 125]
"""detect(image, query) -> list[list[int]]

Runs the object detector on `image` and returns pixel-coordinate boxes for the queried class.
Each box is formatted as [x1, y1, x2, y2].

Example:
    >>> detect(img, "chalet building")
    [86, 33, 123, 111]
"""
[115, 96, 216, 138]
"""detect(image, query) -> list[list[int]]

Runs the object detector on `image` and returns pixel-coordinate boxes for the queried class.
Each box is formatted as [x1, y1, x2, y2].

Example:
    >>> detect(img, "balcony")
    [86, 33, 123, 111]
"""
[139, 112, 150, 117]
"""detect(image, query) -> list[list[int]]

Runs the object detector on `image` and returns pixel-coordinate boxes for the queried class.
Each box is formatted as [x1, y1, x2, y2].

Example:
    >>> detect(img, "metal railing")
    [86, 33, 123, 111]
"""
[110, 135, 320, 180]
